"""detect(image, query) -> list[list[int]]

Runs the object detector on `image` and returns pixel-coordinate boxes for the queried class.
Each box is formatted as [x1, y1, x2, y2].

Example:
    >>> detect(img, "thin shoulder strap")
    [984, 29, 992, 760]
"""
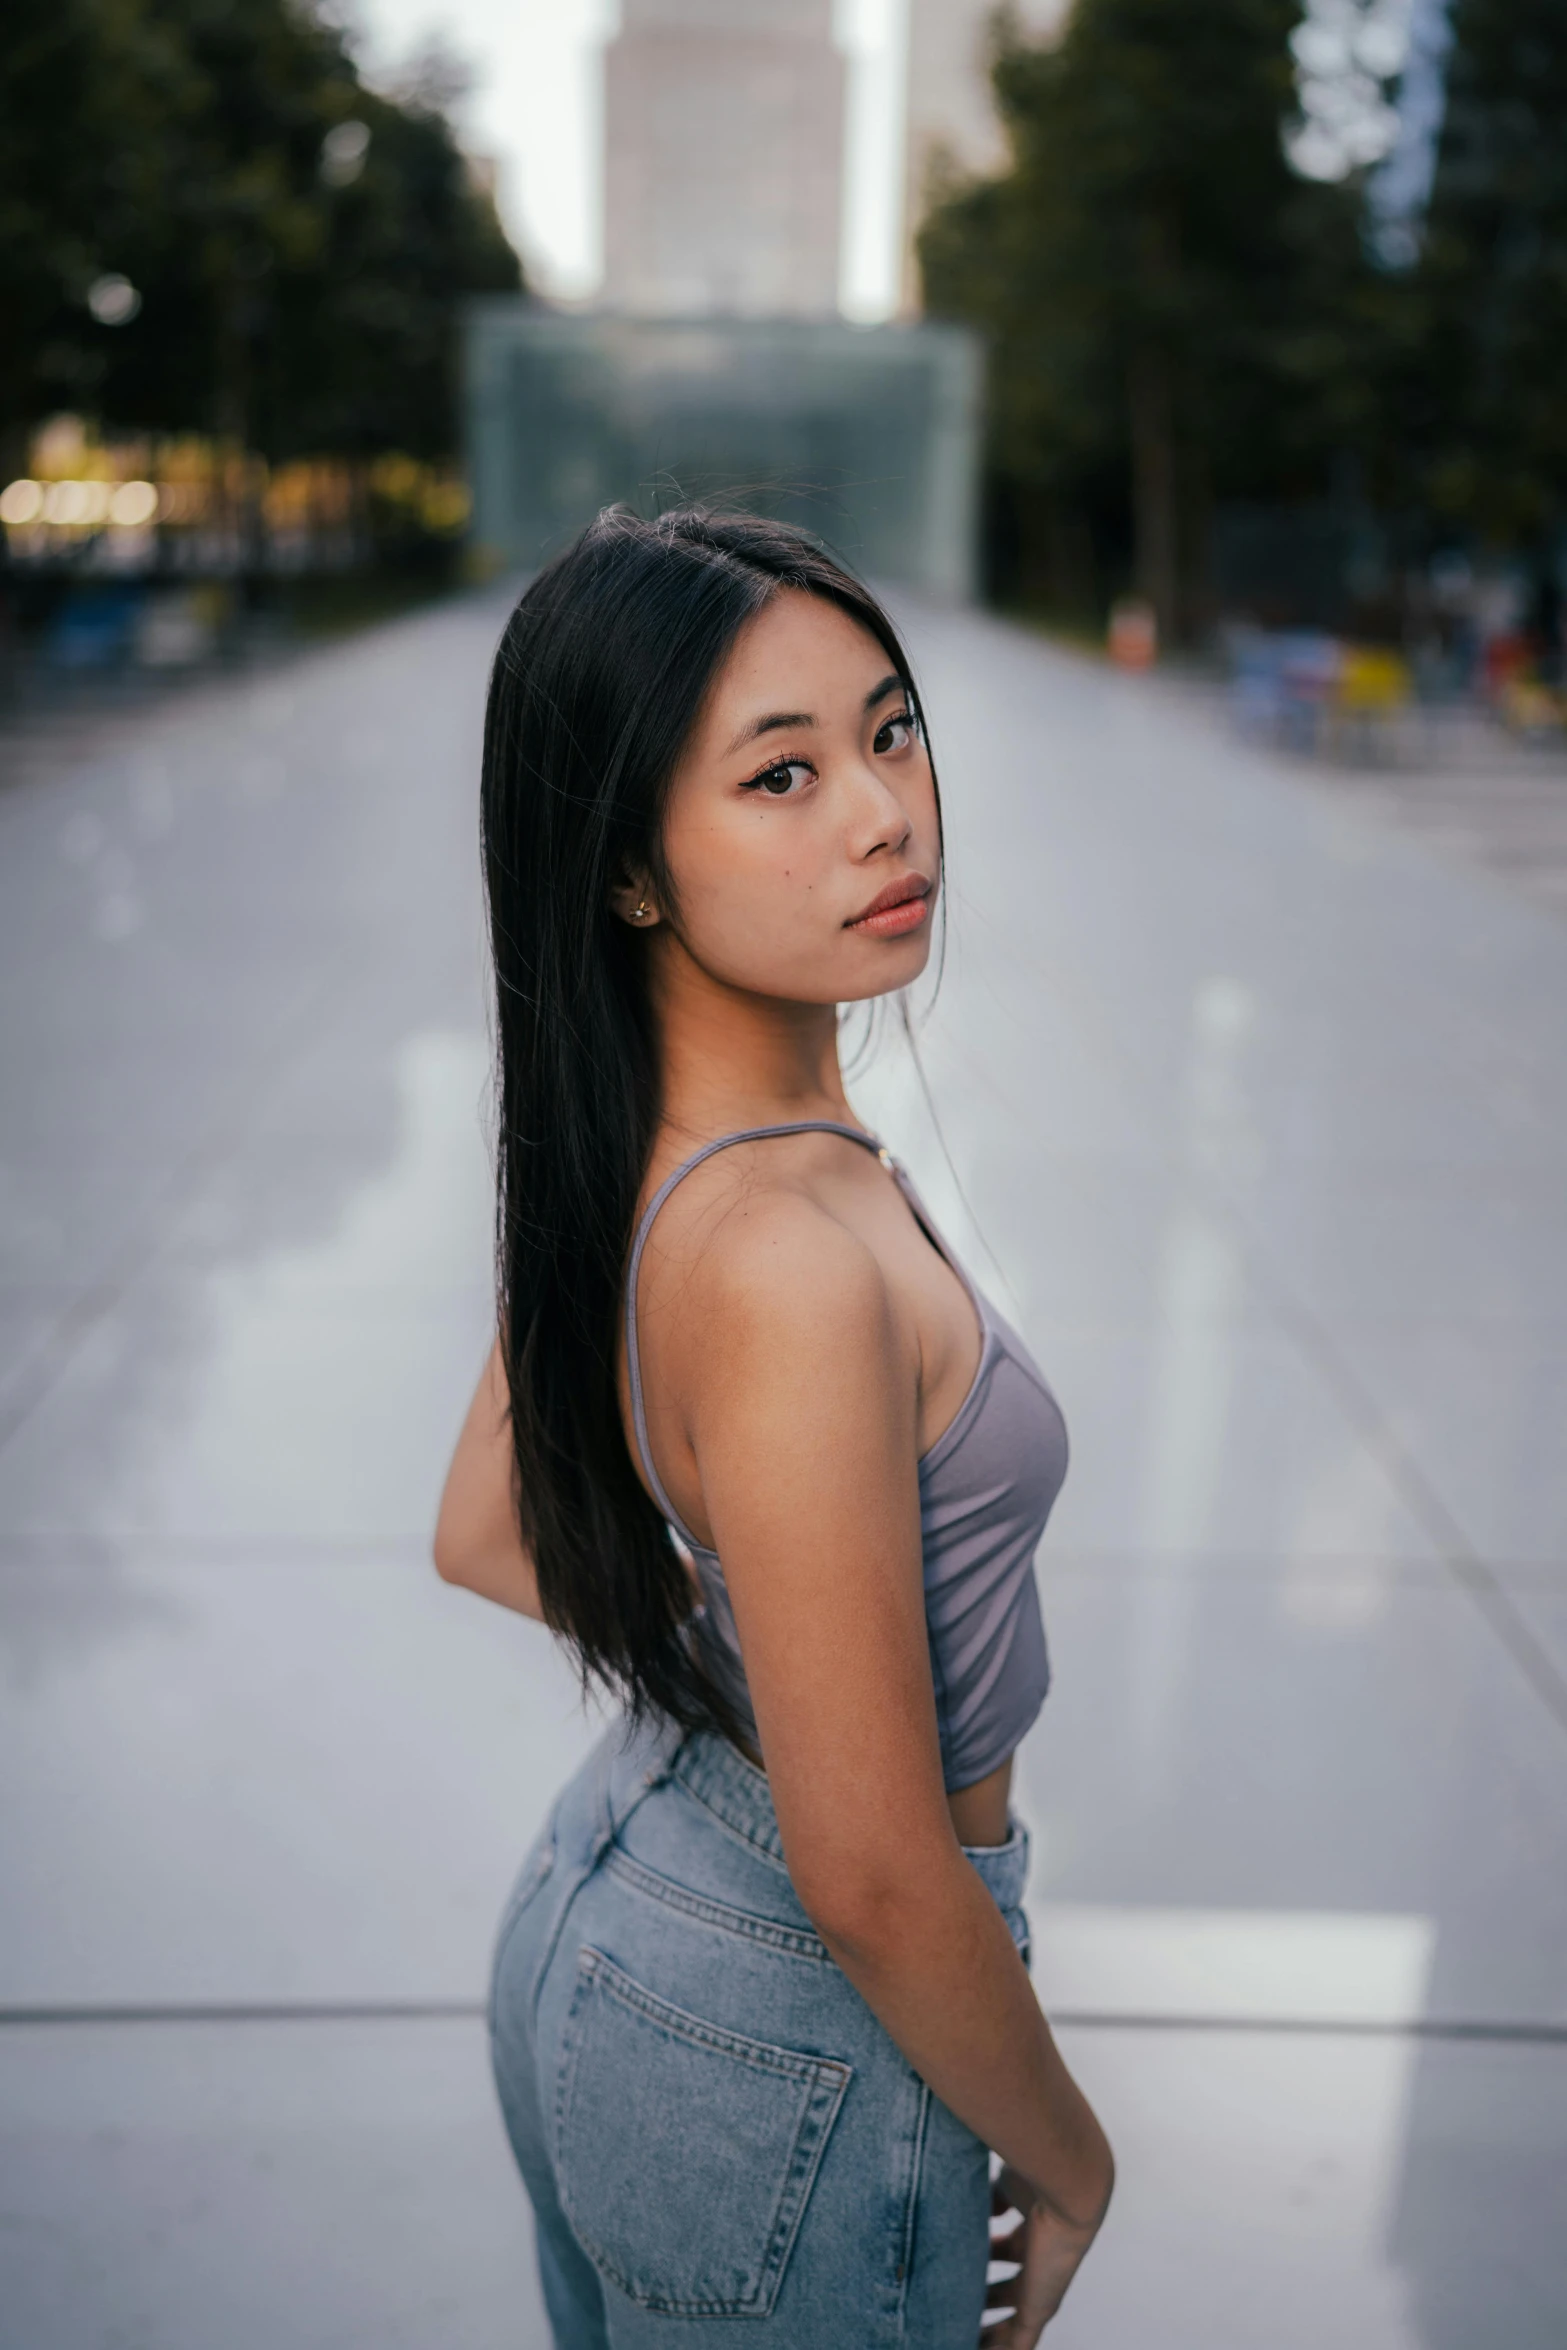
[624, 1121, 884, 1538]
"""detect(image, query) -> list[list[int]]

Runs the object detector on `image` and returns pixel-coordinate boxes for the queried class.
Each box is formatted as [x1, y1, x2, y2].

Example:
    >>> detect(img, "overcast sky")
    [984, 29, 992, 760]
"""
[348, 0, 908, 315]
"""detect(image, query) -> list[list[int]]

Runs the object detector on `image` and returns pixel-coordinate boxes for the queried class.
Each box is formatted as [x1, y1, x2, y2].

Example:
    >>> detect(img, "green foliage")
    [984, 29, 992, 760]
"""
[0, 0, 521, 461]
[1401, 0, 1567, 541]
[921, 0, 1567, 625]
[920, 0, 1381, 628]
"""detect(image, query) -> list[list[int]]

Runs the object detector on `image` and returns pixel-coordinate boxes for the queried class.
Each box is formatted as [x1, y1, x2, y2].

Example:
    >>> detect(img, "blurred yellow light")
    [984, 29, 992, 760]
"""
[0, 478, 44, 525]
[422, 481, 473, 532]
[109, 480, 159, 527]
[39, 479, 115, 525]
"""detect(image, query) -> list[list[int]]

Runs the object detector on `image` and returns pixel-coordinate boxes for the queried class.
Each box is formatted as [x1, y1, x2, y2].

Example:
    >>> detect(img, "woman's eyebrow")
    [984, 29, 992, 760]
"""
[724, 708, 814, 755]
[723, 674, 905, 758]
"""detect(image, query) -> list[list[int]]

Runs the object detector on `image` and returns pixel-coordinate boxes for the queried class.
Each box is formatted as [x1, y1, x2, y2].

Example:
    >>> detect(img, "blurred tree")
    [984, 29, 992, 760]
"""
[1403, 0, 1567, 548]
[265, 78, 521, 462]
[0, 0, 521, 470]
[920, 0, 1371, 636]
[0, 0, 162, 466]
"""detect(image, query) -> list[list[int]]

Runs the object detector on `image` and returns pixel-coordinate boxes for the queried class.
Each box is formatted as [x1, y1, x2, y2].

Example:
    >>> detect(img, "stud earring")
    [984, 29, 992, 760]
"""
[632, 899, 653, 923]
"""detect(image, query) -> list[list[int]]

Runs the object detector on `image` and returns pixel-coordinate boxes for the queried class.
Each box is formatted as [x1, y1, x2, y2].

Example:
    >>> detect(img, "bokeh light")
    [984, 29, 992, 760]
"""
[108, 480, 159, 527]
[0, 478, 45, 526]
[1286, 0, 1409, 182]
[321, 118, 371, 186]
[86, 272, 142, 326]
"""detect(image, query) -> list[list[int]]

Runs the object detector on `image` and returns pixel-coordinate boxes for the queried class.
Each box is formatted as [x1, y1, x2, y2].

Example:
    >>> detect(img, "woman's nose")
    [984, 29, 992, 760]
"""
[846, 756, 914, 856]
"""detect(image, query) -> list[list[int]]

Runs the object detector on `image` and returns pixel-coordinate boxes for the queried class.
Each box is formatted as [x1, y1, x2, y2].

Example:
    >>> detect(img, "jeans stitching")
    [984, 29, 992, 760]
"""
[895, 2079, 932, 2333]
[525, 1727, 676, 2031]
[581, 1947, 849, 2078]
[602, 1846, 832, 1962]
[487, 1836, 556, 2042]
[670, 1767, 794, 1873]
[552, 1944, 852, 2317]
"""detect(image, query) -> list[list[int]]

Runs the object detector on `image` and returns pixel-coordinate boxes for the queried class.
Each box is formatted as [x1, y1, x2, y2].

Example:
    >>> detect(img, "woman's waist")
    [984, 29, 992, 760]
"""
[946, 1750, 1015, 1850]
[686, 1569, 1042, 1779]
[716, 1712, 1014, 1857]
[601, 1723, 1028, 1920]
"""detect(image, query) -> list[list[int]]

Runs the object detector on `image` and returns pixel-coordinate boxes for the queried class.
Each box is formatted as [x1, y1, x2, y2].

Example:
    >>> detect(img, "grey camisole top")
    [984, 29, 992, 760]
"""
[624, 1121, 1068, 1792]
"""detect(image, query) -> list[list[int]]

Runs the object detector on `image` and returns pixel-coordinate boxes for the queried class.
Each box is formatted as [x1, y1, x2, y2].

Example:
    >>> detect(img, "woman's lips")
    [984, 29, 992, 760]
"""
[847, 876, 932, 938]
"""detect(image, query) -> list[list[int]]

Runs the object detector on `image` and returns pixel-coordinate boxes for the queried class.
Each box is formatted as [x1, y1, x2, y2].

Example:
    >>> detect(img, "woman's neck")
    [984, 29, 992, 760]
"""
[650, 934, 854, 1146]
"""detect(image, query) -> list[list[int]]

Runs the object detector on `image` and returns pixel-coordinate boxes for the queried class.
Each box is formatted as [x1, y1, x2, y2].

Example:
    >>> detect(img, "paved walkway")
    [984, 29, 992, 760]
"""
[1279, 705, 1567, 920]
[1, 590, 1562, 2348]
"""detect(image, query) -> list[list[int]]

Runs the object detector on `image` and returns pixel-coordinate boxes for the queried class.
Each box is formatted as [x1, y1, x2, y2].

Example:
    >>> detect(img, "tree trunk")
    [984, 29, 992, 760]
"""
[1181, 421, 1214, 645]
[1128, 343, 1179, 644]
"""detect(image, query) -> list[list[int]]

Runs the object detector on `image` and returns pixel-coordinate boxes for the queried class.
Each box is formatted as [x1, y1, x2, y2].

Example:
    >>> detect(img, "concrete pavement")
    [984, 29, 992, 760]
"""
[1, 587, 1563, 2347]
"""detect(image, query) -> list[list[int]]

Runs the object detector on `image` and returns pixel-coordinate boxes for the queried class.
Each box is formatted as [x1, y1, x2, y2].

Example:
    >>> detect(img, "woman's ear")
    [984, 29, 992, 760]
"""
[609, 872, 661, 929]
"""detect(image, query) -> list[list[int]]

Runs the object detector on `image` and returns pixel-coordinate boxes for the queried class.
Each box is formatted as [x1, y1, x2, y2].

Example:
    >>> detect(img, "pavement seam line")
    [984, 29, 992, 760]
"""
[1, 2002, 1563, 2044]
[1233, 1243, 1567, 1740]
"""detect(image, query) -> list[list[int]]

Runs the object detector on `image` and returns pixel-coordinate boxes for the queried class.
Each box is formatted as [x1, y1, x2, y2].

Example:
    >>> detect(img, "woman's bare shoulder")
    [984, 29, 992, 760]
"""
[638, 1141, 897, 1375]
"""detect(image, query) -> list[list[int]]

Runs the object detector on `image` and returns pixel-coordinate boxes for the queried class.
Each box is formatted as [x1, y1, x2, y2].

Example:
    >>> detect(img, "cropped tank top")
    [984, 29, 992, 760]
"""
[624, 1122, 1068, 1792]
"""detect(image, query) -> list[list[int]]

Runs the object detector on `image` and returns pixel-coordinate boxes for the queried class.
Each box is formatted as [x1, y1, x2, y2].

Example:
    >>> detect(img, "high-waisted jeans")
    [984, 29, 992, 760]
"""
[489, 1712, 1032, 2347]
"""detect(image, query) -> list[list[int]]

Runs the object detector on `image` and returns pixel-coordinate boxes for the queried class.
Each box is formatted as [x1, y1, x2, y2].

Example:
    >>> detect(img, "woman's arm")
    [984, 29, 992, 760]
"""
[432, 1338, 545, 1619]
[681, 1200, 1112, 2331]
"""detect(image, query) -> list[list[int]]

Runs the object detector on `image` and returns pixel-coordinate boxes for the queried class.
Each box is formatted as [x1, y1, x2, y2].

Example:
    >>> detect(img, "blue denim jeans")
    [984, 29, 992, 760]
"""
[489, 1713, 1032, 2347]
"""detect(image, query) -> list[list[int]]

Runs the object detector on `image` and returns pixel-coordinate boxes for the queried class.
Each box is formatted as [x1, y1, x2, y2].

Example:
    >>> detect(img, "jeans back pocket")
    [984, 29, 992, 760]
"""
[553, 1946, 851, 2317]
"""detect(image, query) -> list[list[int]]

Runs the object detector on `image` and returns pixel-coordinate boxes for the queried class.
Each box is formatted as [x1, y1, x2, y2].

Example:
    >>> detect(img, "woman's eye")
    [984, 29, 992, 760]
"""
[744, 759, 813, 797]
[874, 712, 916, 754]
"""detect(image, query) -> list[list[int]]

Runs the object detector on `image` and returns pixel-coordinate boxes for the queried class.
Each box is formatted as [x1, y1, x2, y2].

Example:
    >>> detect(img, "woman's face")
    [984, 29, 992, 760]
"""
[627, 588, 940, 1006]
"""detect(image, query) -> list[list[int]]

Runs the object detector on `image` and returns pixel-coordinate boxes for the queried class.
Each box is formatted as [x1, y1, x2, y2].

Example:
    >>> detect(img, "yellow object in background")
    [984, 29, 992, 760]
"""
[1499, 676, 1567, 737]
[1336, 645, 1411, 715]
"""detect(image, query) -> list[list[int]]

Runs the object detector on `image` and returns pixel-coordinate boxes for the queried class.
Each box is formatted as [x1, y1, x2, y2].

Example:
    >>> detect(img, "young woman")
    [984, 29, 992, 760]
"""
[434, 507, 1112, 2347]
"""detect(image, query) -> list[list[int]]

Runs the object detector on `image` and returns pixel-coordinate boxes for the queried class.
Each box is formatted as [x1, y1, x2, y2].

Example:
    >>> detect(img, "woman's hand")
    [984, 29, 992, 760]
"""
[983, 2160, 1108, 2345]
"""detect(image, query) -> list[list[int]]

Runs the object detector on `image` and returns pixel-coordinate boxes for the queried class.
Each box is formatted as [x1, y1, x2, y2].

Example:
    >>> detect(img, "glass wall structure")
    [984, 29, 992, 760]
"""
[462, 305, 982, 598]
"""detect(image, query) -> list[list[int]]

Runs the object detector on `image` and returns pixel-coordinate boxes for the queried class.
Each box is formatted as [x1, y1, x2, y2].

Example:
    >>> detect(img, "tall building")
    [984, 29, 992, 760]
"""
[602, 0, 847, 317]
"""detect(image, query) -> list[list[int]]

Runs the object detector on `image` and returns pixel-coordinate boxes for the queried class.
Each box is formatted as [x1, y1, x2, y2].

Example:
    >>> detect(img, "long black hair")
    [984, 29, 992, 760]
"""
[483, 505, 930, 1738]
[480, 504, 928, 1734]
